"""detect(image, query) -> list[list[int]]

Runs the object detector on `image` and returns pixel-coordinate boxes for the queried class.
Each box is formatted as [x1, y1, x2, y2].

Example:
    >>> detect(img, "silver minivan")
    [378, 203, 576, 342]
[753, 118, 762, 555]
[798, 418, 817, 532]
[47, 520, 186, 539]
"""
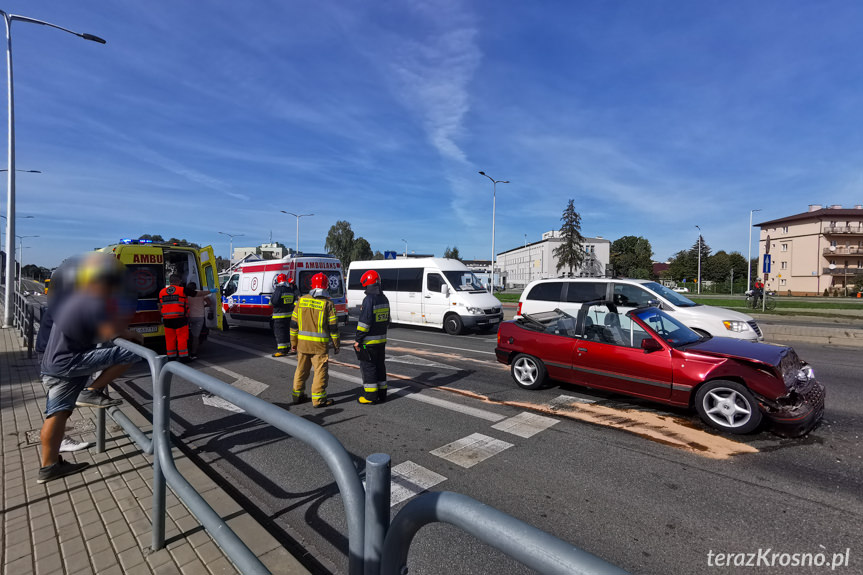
[517, 278, 763, 341]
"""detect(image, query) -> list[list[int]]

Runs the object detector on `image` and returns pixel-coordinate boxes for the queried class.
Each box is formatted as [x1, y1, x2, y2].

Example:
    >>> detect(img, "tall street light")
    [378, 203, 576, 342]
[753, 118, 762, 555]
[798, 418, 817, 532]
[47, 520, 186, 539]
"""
[218, 231, 244, 268]
[401, 238, 407, 258]
[747, 208, 762, 292]
[695, 225, 703, 295]
[16, 233, 38, 291]
[478, 171, 509, 292]
[280, 211, 313, 255]
[2, 10, 105, 328]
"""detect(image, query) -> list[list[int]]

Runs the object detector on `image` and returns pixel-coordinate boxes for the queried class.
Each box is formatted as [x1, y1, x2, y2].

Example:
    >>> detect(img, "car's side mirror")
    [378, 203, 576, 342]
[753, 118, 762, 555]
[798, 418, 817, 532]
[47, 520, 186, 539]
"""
[641, 338, 663, 353]
[441, 284, 449, 297]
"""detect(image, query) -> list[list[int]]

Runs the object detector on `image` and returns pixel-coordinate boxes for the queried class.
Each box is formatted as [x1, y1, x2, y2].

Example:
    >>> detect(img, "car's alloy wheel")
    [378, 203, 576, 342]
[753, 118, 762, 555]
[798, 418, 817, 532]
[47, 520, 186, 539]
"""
[695, 380, 762, 434]
[510, 354, 546, 390]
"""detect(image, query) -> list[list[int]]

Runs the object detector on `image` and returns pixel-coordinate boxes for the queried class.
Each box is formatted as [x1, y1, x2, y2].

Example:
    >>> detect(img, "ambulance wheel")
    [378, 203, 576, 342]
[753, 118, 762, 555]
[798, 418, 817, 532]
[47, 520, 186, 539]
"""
[443, 313, 464, 335]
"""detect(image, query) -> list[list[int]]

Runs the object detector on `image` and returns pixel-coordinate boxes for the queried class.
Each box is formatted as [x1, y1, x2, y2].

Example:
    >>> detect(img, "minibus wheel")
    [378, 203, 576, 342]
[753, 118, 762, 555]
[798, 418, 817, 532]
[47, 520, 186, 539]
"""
[443, 313, 464, 335]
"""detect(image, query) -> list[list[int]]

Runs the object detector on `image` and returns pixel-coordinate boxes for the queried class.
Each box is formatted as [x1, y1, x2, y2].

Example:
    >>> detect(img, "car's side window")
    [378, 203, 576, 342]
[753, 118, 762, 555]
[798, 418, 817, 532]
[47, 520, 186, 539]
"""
[427, 273, 445, 292]
[565, 282, 606, 303]
[613, 283, 653, 308]
[527, 282, 564, 301]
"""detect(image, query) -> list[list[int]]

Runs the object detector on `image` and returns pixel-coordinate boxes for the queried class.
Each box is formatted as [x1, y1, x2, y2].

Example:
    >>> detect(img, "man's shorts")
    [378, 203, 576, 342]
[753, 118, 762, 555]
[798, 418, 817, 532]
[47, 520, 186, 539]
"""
[42, 344, 141, 416]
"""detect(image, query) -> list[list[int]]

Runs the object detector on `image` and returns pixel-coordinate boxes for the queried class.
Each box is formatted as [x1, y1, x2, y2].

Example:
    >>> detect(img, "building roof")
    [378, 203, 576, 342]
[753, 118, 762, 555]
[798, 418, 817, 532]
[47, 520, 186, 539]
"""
[756, 206, 863, 227]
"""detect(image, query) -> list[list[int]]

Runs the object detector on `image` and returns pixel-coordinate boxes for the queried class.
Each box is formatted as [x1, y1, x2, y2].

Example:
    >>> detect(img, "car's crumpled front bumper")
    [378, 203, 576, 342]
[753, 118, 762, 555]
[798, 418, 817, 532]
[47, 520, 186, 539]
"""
[760, 378, 826, 437]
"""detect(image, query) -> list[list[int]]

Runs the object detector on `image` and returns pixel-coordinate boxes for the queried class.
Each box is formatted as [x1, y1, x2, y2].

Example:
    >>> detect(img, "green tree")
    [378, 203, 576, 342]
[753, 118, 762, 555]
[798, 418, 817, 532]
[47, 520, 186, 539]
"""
[553, 199, 586, 276]
[352, 237, 374, 262]
[666, 249, 696, 283]
[139, 234, 165, 242]
[325, 220, 356, 268]
[444, 246, 462, 260]
[373, 251, 385, 260]
[610, 236, 653, 279]
[166, 237, 201, 248]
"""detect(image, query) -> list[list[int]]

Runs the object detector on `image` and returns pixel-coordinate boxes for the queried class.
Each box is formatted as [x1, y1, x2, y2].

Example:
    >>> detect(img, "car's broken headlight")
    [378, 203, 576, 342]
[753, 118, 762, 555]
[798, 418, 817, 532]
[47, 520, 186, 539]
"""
[797, 365, 815, 383]
[722, 320, 748, 332]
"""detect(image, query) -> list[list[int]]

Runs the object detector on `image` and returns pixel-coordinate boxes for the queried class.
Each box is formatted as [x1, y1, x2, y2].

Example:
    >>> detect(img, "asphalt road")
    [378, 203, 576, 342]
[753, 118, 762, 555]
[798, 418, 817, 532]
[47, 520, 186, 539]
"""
[113, 322, 862, 575]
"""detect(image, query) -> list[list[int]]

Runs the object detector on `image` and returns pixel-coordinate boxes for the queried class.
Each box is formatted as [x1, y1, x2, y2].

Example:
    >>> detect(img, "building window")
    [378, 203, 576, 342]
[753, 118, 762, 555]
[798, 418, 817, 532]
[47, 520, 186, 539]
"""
[780, 261, 787, 270]
[780, 278, 787, 286]
[830, 240, 838, 247]
[782, 226, 789, 233]
[781, 243, 788, 252]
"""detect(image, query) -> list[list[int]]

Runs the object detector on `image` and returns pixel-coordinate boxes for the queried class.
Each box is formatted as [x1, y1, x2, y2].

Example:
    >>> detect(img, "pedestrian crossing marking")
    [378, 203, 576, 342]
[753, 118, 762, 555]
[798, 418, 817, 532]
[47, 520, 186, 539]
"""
[430, 433, 513, 468]
[491, 411, 559, 438]
[390, 461, 447, 507]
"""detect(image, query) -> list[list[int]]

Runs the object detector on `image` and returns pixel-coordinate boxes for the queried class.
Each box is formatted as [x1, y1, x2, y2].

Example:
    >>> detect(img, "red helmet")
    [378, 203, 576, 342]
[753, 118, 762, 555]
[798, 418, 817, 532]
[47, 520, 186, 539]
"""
[360, 270, 380, 287]
[276, 273, 288, 285]
[310, 272, 328, 290]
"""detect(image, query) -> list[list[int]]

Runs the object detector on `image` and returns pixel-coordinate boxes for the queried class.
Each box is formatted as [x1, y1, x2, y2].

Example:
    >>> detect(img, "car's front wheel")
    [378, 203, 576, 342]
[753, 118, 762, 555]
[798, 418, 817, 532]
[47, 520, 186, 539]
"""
[510, 354, 547, 390]
[694, 380, 762, 434]
[443, 314, 464, 335]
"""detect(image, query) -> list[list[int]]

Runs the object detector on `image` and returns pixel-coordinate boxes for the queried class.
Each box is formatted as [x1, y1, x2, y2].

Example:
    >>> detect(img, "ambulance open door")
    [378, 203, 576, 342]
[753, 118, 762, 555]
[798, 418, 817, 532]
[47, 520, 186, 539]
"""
[198, 246, 223, 330]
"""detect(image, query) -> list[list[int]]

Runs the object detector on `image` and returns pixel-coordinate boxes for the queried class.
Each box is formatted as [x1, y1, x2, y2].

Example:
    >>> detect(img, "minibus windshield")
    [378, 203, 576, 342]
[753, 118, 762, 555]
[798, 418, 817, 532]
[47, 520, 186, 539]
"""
[443, 271, 486, 292]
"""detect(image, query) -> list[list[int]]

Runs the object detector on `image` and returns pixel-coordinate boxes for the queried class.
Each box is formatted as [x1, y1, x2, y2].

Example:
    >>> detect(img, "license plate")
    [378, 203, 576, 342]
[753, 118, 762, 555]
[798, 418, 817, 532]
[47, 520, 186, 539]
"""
[131, 325, 159, 334]
[489, 318, 500, 324]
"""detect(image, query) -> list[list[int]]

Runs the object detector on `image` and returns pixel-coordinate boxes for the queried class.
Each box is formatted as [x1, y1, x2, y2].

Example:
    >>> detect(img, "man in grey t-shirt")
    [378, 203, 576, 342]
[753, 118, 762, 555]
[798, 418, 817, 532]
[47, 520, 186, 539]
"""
[38, 254, 143, 484]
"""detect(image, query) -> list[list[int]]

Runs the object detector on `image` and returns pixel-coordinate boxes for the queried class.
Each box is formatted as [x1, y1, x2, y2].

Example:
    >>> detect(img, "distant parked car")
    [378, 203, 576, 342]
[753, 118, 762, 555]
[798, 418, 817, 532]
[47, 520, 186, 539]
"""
[672, 286, 689, 293]
[495, 300, 824, 436]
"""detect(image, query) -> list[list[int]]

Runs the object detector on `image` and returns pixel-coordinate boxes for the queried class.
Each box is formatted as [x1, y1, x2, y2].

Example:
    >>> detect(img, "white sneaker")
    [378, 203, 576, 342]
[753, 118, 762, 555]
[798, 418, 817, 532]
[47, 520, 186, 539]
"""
[59, 436, 92, 453]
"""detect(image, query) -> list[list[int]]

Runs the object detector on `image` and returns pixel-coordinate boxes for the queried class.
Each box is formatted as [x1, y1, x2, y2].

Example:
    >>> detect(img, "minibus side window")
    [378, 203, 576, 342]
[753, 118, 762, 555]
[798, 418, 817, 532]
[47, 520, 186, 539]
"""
[397, 268, 423, 292]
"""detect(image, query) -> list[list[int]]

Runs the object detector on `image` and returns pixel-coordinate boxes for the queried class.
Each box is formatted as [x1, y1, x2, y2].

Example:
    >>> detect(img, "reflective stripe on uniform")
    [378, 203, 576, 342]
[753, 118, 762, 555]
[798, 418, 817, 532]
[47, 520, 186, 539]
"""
[364, 338, 387, 345]
[364, 385, 378, 392]
[357, 322, 370, 332]
[273, 314, 290, 319]
[311, 392, 327, 399]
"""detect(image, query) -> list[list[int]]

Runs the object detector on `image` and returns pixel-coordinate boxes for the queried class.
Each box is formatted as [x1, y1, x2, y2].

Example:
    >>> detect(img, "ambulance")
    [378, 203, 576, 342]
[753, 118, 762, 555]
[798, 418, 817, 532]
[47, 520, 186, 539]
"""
[220, 253, 348, 330]
[99, 239, 223, 343]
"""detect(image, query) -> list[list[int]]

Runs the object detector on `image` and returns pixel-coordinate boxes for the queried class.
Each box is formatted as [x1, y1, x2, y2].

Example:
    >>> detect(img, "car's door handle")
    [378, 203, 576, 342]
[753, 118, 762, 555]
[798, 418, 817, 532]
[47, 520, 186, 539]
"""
[577, 347, 588, 352]
[424, 295, 432, 298]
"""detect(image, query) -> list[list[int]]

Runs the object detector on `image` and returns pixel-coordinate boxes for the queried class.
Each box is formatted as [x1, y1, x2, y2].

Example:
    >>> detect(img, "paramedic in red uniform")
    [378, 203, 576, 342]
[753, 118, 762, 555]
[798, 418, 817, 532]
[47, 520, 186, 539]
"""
[270, 273, 299, 357]
[158, 275, 190, 359]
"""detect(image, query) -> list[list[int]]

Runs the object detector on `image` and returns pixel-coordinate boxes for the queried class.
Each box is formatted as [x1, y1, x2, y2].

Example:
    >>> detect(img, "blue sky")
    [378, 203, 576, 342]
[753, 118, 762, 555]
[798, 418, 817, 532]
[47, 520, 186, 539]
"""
[3, 1, 863, 268]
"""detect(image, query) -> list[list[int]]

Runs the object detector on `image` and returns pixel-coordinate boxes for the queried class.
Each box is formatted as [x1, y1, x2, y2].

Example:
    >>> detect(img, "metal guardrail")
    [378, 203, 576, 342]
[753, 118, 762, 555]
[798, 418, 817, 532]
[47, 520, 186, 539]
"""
[4, 278, 627, 575]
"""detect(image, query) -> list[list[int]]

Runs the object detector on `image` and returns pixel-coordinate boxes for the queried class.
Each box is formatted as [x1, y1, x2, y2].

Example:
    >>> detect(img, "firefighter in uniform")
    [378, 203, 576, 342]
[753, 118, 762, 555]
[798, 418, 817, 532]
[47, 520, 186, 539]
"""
[270, 273, 299, 357]
[355, 270, 390, 404]
[290, 272, 340, 407]
[158, 275, 189, 359]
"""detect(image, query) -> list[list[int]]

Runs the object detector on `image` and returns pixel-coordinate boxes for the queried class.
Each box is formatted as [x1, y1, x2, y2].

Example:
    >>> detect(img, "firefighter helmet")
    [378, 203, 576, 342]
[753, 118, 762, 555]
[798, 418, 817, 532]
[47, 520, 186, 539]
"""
[360, 270, 380, 287]
[310, 272, 328, 290]
[276, 273, 288, 285]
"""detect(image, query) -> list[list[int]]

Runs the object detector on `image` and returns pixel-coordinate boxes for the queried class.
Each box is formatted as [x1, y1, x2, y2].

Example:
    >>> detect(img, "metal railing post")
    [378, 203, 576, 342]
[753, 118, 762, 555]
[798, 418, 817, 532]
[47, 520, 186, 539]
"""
[151, 357, 169, 552]
[364, 453, 391, 575]
[96, 409, 106, 453]
[25, 303, 33, 358]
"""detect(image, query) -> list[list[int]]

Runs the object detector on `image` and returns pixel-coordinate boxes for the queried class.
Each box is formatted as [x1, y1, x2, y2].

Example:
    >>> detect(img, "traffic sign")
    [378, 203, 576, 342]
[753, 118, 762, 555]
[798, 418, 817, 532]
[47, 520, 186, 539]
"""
[384, 251, 397, 260]
[762, 254, 772, 274]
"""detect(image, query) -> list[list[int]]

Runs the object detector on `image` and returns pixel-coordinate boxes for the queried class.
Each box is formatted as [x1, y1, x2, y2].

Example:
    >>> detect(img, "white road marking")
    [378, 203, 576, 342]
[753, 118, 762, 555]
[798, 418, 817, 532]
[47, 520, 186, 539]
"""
[549, 394, 596, 407]
[196, 358, 269, 413]
[389, 387, 506, 422]
[389, 461, 447, 507]
[386, 354, 458, 370]
[491, 412, 559, 438]
[387, 338, 495, 356]
[210, 339, 510, 423]
[430, 433, 513, 468]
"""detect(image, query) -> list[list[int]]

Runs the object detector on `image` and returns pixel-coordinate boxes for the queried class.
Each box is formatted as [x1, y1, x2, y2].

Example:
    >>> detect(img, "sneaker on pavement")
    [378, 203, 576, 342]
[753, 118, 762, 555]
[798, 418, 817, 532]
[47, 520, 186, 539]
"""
[37, 456, 90, 484]
[59, 437, 92, 453]
[76, 388, 123, 408]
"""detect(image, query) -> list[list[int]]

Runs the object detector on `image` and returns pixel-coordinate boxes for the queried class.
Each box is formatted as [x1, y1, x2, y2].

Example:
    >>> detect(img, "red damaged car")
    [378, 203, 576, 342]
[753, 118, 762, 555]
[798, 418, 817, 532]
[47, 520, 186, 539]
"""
[495, 300, 825, 436]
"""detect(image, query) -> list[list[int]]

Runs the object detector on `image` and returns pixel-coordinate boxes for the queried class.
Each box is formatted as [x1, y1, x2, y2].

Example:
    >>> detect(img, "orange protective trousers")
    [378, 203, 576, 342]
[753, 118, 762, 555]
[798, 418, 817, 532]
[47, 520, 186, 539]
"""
[165, 325, 190, 358]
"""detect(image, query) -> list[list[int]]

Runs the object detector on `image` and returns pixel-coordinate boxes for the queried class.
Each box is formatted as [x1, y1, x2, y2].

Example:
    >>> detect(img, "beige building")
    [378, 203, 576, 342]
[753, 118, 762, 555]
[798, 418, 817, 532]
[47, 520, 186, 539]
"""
[756, 204, 863, 295]
[496, 232, 611, 288]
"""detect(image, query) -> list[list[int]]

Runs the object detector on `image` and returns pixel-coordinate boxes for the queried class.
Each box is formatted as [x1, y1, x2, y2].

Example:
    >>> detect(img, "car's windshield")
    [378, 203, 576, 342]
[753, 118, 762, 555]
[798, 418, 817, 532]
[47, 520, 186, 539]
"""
[643, 282, 697, 307]
[633, 307, 702, 347]
[443, 270, 486, 292]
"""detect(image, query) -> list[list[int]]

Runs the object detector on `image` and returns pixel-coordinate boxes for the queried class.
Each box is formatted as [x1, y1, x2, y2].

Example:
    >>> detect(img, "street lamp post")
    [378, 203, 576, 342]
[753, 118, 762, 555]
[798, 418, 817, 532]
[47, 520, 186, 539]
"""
[16, 234, 37, 291]
[2, 9, 105, 327]
[280, 211, 313, 255]
[401, 239, 407, 258]
[478, 171, 510, 293]
[747, 208, 762, 292]
[218, 232, 244, 268]
[695, 225, 703, 295]
[0, 212, 32, 247]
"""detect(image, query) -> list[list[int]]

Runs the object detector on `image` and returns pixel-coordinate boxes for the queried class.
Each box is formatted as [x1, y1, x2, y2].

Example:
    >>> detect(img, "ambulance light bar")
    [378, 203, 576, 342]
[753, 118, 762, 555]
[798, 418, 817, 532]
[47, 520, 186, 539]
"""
[119, 238, 154, 245]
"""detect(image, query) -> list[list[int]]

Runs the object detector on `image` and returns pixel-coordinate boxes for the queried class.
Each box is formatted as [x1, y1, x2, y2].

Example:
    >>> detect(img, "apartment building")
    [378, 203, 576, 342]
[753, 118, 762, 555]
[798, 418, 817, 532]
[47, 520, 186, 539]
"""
[756, 204, 863, 295]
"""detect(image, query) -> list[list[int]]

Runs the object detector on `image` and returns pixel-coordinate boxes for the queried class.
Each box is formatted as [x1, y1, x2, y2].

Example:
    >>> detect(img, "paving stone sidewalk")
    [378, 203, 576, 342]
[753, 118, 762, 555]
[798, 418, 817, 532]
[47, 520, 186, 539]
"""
[0, 325, 309, 575]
